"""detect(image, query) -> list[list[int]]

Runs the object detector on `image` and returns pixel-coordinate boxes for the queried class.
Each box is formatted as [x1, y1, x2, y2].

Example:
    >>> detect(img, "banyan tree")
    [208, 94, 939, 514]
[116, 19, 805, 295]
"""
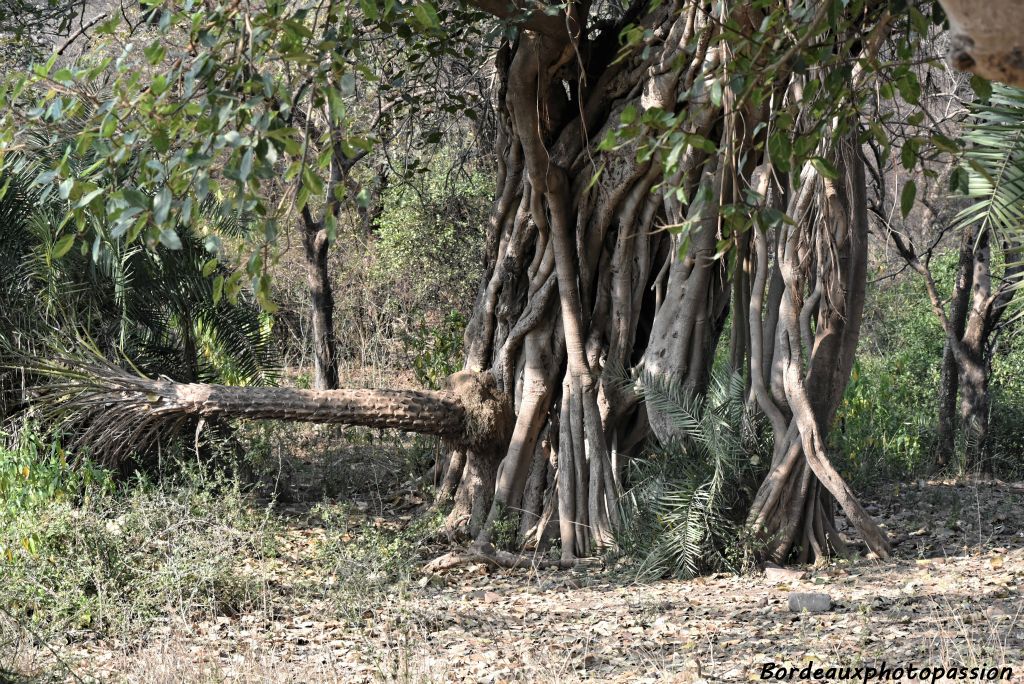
[12, 0, 1023, 564]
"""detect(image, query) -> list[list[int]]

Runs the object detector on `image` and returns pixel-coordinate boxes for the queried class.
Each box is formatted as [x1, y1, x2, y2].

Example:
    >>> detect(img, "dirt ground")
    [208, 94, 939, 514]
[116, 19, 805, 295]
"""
[5, 479, 1023, 683]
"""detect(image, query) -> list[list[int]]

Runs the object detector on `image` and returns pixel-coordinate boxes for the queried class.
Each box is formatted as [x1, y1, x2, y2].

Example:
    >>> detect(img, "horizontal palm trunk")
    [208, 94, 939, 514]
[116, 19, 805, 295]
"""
[146, 381, 465, 435]
[31, 361, 492, 466]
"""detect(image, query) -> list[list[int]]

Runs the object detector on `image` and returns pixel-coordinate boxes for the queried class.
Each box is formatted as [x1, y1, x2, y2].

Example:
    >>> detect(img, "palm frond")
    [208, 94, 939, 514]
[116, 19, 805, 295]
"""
[954, 86, 1024, 240]
[615, 366, 766, 579]
[953, 84, 1024, 320]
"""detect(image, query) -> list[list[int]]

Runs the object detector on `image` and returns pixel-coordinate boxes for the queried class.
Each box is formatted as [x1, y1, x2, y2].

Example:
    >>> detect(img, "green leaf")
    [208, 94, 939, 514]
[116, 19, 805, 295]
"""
[768, 132, 791, 172]
[971, 75, 992, 101]
[256, 274, 279, 312]
[151, 74, 169, 96]
[159, 228, 183, 249]
[896, 72, 921, 104]
[359, 0, 378, 20]
[212, 274, 224, 304]
[327, 87, 346, 125]
[900, 180, 916, 218]
[901, 139, 919, 171]
[809, 157, 839, 180]
[153, 186, 172, 224]
[74, 187, 104, 209]
[52, 234, 75, 259]
[100, 115, 117, 137]
[686, 134, 717, 154]
[239, 148, 253, 182]
[908, 6, 929, 36]
[949, 166, 969, 195]
[123, 188, 149, 208]
[144, 41, 166, 65]
[710, 80, 723, 108]
[153, 128, 169, 153]
[930, 133, 959, 155]
[412, 2, 439, 28]
[324, 213, 338, 244]
[301, 165, 324, 196]
[202, 258, 219, 277]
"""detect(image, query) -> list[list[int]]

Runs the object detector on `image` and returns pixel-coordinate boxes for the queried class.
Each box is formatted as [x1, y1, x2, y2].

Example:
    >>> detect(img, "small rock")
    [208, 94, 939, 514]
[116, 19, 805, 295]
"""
[985, 603, 1011, 619]
[787, 592, 832, 613]
[416, 573, 444, 588]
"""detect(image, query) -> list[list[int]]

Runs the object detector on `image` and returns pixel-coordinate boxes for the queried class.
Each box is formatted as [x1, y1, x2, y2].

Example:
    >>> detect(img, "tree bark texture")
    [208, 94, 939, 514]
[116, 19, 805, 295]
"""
[938, 0, 1024, 87]
[936, 225, 975, 467]
[890, 219, 1021, 474]
[302, 209, 341, 391]
[36, 364, 516, 468]
[744, 142, 889, 562]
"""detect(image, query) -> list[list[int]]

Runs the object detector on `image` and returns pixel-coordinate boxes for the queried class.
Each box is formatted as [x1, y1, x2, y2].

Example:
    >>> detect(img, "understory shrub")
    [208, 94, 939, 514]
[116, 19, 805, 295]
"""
[837, 251, 1024, 483]
[617, 370, 768, 579]
[403, 309, 466, 390]
[311, 502, 445, 620]
[0, 438, 278, 640]
[271, 152, 489, 373]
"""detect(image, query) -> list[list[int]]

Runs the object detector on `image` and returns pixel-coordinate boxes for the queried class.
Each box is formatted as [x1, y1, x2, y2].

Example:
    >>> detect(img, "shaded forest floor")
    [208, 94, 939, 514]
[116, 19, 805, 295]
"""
[2, 437, 1022, 683]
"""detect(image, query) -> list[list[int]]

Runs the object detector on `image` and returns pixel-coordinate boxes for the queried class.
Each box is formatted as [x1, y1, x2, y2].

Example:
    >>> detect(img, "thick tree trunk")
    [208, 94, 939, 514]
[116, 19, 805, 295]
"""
[438, 0, 893, 564]
[37, 361, 520, 467]
[745, 141, 890, 562]
[958, 354, 991, 472]
[447, 2, 737, 555]
[936, 226, 975, 468]
[896, 226, 1023, 475]
[301, 211, 340, 391]
[145, 382, 464, 432]
[938, 0, 1024, 87]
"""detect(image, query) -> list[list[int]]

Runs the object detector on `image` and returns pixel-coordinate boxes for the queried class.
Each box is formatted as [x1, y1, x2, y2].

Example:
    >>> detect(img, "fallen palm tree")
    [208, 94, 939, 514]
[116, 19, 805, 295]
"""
[24, 357, 512, 468]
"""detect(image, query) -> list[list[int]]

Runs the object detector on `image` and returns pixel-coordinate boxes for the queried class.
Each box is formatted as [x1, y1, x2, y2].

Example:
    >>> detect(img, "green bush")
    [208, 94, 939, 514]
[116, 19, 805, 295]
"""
[403, 310, 466, 390]
[0, 447, 278, 639]
[372, 160, 490, 317]
[989, 336, 1024, 477]
[311, 502, 444, 620]
[0, 425, 111, 535]
[835, 250, 1024, 482]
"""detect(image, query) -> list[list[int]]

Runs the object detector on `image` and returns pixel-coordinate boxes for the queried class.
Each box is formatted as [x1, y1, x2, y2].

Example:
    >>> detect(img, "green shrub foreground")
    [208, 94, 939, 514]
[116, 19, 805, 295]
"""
[1, 430, 277, 640]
